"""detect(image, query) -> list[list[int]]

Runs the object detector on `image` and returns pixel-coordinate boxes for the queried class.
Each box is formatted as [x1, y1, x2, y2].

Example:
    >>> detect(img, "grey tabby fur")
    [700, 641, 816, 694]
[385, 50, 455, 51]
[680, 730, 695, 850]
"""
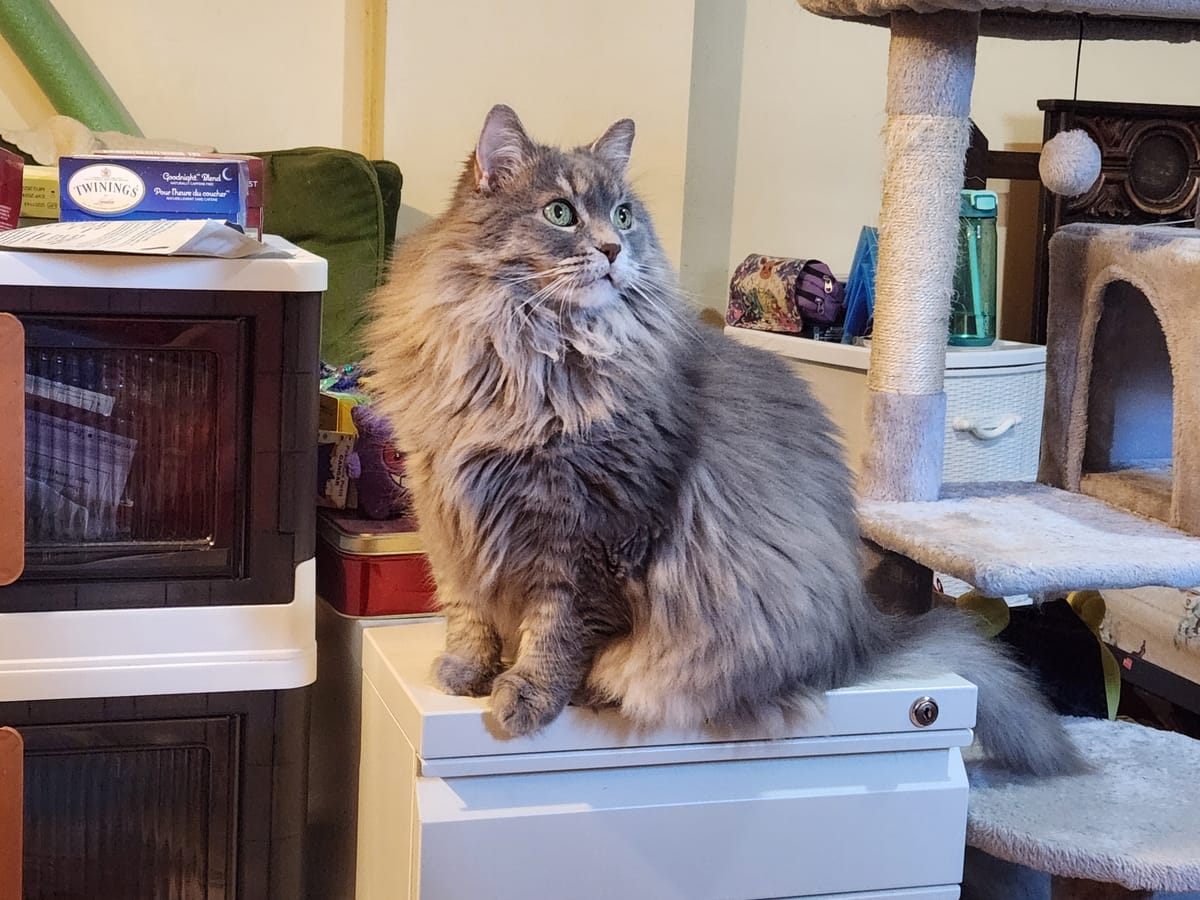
[365, 104, 1083, 775]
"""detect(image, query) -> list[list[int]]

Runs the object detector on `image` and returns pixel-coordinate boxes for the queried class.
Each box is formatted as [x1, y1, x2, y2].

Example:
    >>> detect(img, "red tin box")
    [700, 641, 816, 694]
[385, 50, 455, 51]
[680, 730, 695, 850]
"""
[315, 509, 438, 616]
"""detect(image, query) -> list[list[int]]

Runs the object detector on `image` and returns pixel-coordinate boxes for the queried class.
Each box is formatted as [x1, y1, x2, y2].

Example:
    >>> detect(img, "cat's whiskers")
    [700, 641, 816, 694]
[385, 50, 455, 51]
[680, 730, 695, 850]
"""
[502, 256, 607, 335]
[555, 283, 569, 339]
[669, 282, 709, 306]
[633, 263, 704, 325]
[511, 273, 574, 332]
[509, 284, 558, 332]
[516, 261, 588, 294]
[623, 273, 702, 343]
[500, 264, 576, 286]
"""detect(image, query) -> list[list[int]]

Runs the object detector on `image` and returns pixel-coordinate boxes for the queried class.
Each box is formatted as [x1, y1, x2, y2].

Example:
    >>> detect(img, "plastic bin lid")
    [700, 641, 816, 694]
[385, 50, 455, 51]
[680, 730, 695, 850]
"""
[725, 327, 1046, 370]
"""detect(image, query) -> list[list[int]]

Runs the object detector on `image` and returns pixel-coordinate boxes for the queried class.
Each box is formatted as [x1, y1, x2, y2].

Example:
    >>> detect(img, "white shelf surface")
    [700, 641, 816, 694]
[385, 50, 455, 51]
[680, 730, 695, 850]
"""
[0, 234, 327, 292]
[861, 482, 1200, 597]
[0, 558, 317, 702]
[726, 326, 1046, 370]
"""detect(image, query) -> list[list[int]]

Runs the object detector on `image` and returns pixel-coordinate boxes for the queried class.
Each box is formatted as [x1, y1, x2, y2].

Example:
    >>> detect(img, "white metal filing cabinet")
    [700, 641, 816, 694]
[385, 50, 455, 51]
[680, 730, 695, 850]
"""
[356, 621, 975, 899]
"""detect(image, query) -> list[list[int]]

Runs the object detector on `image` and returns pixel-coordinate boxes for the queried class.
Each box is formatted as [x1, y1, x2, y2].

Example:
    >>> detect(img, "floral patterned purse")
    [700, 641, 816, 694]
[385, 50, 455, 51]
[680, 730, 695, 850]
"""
[726, 254, 846, 334]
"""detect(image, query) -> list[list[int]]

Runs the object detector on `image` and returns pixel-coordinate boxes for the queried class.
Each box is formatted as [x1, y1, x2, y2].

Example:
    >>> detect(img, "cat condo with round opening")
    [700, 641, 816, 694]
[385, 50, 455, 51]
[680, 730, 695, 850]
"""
[1041, 223, 1200, 536]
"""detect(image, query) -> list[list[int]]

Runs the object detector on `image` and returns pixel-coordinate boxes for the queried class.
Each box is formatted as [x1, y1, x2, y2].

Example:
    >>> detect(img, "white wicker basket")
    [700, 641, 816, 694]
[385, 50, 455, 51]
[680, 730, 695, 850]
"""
[723, 329, 1047, 484]
[943, 363, 1045, 482]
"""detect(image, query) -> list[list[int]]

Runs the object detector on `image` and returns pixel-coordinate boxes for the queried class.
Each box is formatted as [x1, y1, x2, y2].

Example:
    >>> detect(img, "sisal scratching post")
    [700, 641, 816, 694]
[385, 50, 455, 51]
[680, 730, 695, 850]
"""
[858, 10, 978, 501]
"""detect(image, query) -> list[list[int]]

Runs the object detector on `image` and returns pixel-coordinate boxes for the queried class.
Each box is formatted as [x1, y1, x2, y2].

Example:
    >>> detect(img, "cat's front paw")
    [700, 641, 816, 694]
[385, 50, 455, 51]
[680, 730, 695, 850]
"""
[432, 652, 499, 697]
[490, 671, 566, 737]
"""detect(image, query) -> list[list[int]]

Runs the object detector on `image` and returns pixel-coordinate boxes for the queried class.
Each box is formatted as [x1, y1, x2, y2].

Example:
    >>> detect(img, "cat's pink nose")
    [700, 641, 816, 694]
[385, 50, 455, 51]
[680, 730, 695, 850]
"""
[598, 242, 620, 263]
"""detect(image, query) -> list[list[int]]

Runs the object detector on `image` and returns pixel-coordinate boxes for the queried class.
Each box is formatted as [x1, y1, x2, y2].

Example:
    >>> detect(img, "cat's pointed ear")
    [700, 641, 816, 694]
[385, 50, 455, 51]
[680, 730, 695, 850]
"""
[473, 104, 534, 193]
[589, 119, 636, 175]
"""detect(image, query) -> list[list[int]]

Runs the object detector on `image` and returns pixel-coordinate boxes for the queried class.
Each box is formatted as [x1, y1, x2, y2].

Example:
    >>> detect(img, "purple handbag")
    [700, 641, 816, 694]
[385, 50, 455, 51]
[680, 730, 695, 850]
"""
[726, 254, 846, 333]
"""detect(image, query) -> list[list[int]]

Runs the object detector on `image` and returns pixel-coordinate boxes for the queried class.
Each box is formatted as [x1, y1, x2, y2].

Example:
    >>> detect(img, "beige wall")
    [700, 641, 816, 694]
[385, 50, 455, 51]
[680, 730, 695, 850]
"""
[381, 0, 696, 263]
[0, 0, 696, 261]
[678, 0, 748, 309]
[728, 5, 890, 283]
[0, 33, 52, 131]
[0, 0, 1198, 300]
[727, 6, 1200, 324]
[0, 0, 352, 151]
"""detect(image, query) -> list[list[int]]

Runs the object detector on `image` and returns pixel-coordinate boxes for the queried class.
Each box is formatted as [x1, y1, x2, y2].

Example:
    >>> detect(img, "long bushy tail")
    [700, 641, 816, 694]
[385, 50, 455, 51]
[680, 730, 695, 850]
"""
[874, 606, 1087, 776]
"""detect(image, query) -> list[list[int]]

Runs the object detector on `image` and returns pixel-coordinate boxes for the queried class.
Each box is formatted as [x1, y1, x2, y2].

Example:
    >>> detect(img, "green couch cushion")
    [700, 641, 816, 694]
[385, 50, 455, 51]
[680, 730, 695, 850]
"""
[372, 159, 403, 250]
[251, 146, 401, 364]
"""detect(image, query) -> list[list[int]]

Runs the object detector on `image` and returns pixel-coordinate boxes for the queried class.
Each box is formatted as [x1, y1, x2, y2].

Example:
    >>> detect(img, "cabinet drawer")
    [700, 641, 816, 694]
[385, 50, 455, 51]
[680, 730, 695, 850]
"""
[18, 717, 237, 900]
[408, 748, 967, 900]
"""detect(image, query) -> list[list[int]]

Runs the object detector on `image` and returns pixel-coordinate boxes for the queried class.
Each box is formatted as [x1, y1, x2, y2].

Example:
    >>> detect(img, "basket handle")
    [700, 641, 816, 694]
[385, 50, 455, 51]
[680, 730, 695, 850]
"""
[952, 414, 1021, 441]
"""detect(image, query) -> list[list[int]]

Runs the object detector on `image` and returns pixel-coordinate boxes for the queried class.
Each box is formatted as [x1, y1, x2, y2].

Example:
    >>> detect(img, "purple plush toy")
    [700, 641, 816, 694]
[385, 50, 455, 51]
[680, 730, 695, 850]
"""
[348, 404, 412, 519]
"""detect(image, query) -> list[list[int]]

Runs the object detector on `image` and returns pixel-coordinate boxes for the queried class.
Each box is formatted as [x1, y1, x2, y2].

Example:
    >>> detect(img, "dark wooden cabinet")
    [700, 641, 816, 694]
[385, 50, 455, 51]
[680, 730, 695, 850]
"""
[21, 717, 237, 900]
[0, 726, 21, 900]
[0, 689, 308, 900]
[0, 242, 321, 899]
[0, 287, 320, 614]
[1031, 99, 1200, 342]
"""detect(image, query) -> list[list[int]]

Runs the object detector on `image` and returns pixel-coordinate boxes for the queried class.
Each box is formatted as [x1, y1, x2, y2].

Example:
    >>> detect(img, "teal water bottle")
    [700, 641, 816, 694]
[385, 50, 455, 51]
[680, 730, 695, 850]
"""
[949, 189, 998, 347]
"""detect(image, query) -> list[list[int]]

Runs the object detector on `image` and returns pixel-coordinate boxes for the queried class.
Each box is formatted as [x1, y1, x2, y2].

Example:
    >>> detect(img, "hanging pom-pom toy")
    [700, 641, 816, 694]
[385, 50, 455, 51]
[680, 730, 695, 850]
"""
[1039, 129, 1101, 198]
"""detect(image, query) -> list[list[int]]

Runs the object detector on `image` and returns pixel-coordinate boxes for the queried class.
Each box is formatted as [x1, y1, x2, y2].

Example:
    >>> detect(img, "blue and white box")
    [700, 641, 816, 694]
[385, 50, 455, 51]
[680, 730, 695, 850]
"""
[58, 155, 249, 227]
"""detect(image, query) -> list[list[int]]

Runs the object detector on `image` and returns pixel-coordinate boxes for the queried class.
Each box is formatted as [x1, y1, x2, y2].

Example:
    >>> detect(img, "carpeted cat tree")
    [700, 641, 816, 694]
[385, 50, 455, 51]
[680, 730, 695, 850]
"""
[794, 2, 1200, 897]
[791, 0, 1200, 596]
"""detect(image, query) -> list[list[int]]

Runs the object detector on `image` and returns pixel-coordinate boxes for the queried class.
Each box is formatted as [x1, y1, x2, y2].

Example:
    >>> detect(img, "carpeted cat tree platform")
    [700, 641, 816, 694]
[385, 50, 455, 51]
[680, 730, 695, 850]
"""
[965, 717, 1200, 899]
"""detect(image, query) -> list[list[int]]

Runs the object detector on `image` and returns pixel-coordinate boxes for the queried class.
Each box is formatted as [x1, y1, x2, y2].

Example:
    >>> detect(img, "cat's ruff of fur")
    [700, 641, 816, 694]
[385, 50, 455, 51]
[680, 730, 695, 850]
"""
[364, 104, 1081, 776]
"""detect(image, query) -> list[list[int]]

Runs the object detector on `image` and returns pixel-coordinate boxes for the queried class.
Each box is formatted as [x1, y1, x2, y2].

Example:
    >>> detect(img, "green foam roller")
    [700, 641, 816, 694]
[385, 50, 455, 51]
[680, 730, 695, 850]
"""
[0, 0, 141, 136]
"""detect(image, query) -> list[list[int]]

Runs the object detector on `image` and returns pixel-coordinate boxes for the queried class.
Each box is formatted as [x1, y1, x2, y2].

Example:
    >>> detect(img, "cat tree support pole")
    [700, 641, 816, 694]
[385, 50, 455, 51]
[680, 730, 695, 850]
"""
[858, 11, 979, 501]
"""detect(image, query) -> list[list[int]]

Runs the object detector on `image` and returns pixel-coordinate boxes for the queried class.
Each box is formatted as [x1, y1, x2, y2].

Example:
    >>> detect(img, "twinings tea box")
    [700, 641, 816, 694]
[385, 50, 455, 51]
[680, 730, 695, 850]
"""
[94, 151, 264, 237]
[58, 154, 250, 231]
[0, 148, 23, 230]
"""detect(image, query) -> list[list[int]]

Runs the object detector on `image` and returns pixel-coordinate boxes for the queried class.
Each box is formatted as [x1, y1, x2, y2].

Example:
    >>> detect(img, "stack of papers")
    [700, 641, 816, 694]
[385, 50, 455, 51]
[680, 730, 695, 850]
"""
[0, 219, 276, 258]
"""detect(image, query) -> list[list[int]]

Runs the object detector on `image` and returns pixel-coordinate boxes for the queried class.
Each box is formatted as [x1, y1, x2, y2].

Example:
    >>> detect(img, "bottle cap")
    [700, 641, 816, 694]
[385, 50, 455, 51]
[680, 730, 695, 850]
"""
[960, 189, 998, 218]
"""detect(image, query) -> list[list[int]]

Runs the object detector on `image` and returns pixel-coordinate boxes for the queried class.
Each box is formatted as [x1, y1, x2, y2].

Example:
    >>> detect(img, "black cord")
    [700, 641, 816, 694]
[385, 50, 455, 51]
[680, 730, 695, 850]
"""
[1068, 14, 1085, 129]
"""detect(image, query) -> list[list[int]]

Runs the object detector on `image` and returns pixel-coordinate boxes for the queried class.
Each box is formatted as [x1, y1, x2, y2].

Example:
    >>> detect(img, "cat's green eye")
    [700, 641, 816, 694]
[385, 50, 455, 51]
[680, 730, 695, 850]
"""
[543, 199, 578, 227]
[613, 203, 633, 231]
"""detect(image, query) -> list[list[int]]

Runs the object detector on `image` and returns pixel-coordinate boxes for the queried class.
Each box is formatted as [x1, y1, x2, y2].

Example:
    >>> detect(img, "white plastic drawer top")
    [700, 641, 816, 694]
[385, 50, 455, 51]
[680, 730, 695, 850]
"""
[362, 621, 976, 776]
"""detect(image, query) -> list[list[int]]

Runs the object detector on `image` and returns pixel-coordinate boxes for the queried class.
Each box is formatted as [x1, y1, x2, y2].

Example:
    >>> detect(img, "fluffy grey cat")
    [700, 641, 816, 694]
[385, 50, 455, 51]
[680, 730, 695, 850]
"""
[365, 104, 1081, 775]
